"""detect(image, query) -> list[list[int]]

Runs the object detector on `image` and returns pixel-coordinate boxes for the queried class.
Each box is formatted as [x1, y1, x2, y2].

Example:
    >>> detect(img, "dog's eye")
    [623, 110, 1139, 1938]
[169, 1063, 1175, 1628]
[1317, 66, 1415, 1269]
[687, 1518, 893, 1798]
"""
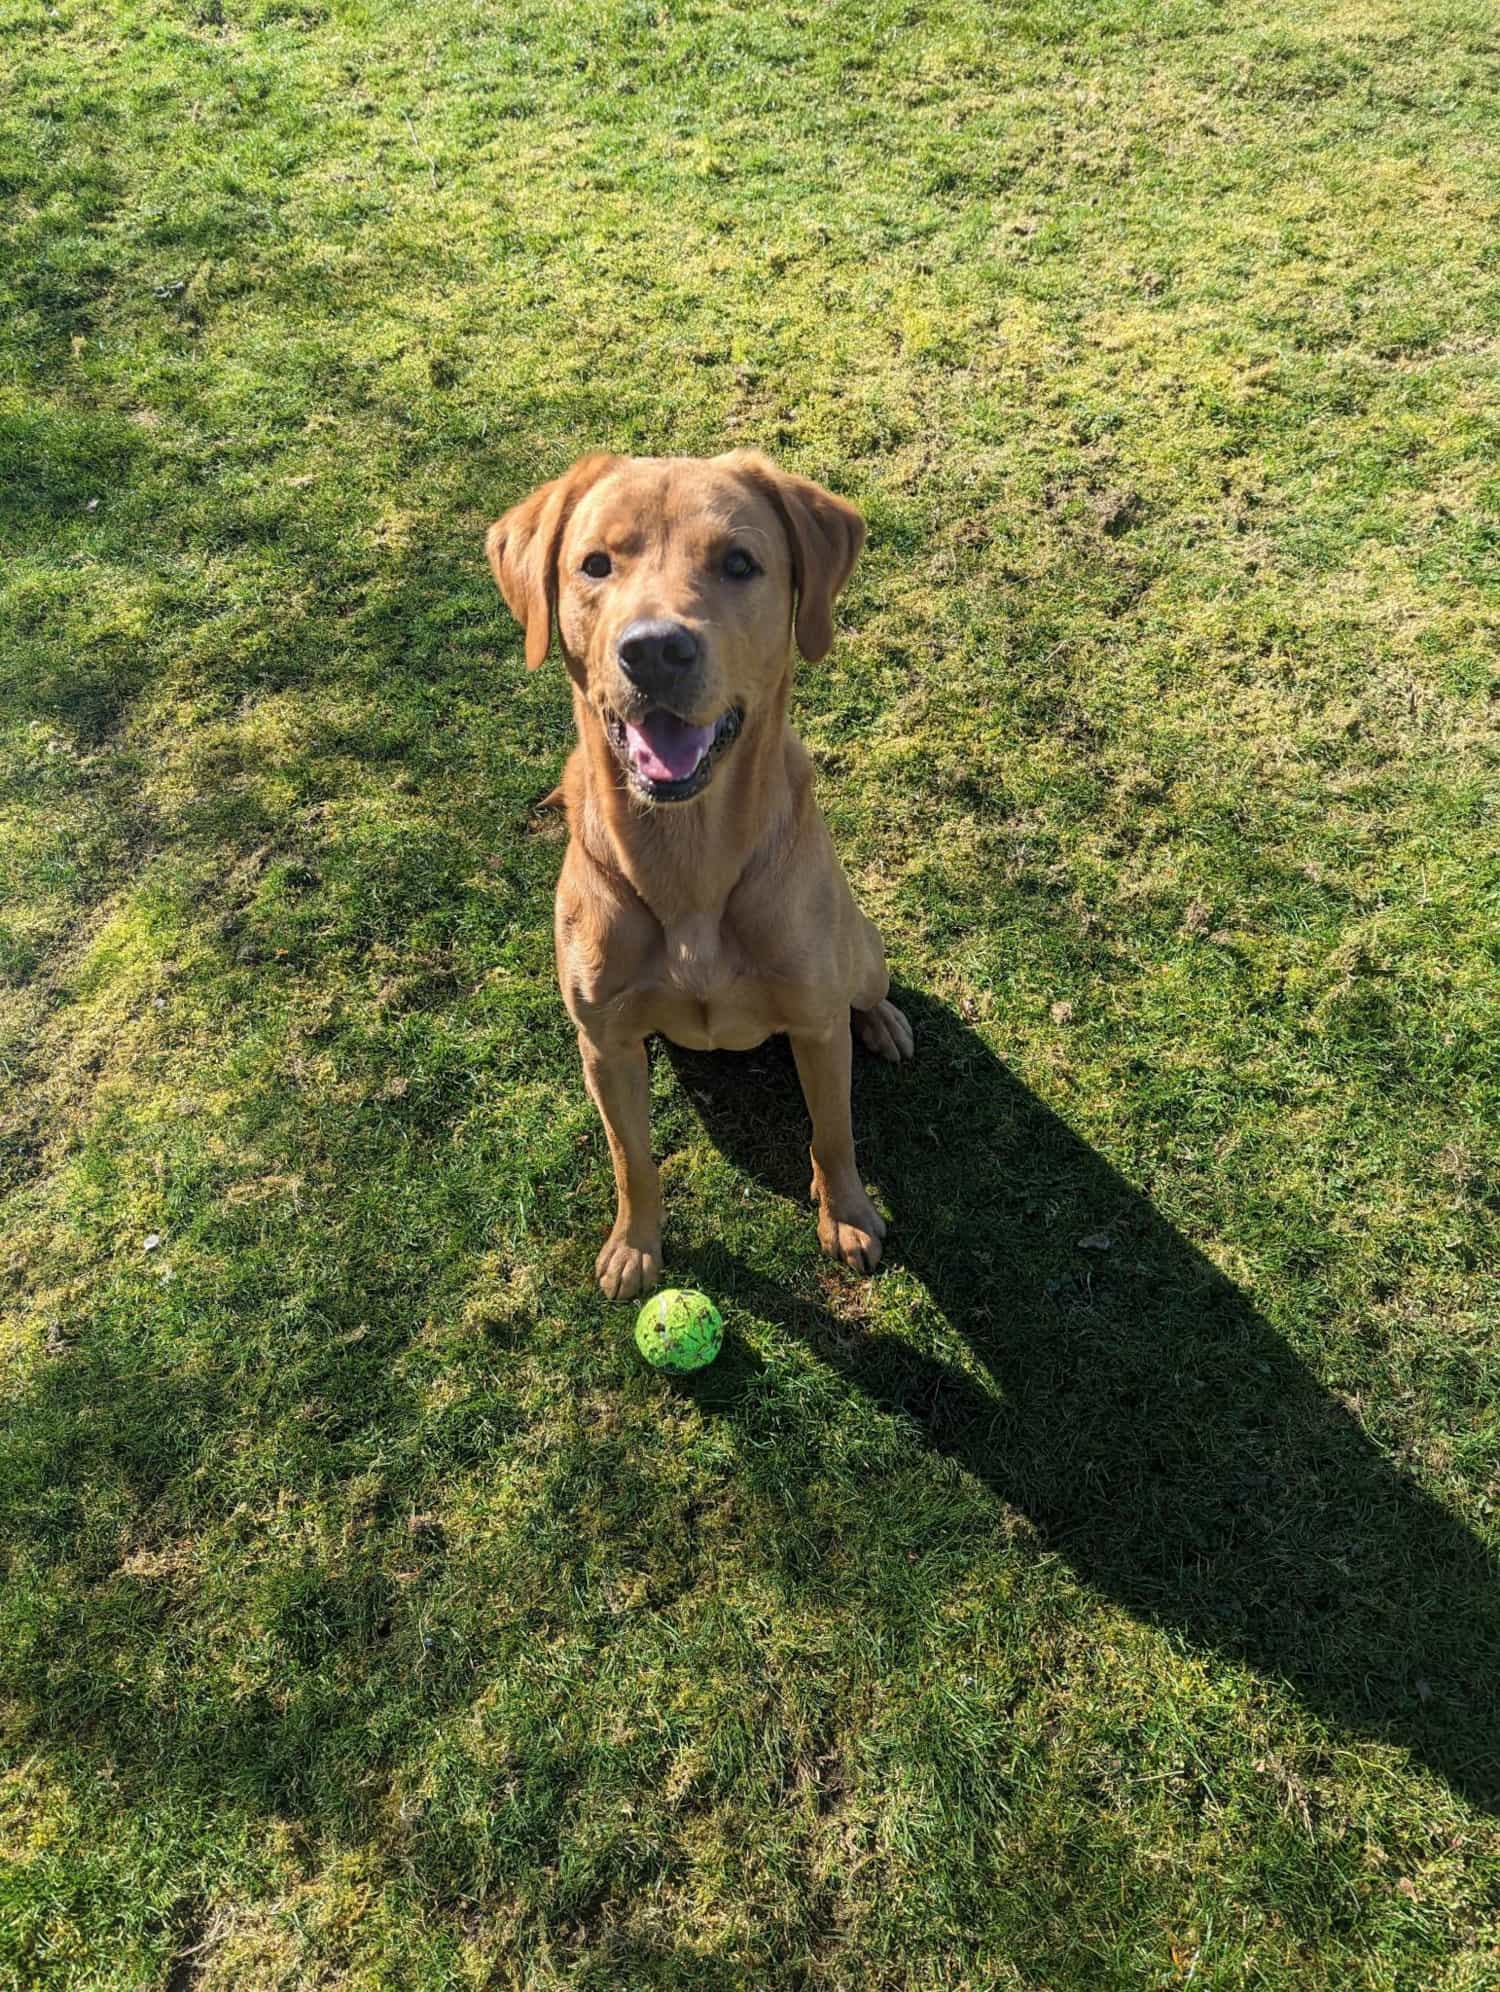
[723, 548, 760, 580]
[581, 552, 612, 579]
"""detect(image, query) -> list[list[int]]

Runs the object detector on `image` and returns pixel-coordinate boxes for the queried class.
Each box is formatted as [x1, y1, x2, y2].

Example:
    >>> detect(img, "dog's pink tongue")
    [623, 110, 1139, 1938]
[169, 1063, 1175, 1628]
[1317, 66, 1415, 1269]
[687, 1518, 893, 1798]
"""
[624, 711, 715, 784]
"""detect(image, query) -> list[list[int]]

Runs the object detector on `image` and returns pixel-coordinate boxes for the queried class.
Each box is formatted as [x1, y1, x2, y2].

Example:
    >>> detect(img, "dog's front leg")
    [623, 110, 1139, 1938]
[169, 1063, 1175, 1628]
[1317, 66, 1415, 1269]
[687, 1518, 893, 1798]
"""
[789, 1021, 886, 1275]
[578, 1030, 663, 1301]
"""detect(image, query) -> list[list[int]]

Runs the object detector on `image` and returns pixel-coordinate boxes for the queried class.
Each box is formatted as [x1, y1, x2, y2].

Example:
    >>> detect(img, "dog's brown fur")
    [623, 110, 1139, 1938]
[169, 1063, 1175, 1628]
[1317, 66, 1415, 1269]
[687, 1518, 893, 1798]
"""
[487, 451, 913, 1299]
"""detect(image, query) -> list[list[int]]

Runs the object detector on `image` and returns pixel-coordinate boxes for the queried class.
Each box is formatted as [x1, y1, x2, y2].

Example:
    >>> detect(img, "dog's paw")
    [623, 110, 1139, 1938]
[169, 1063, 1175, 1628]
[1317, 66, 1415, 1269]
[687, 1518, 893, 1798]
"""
[596, 1233, 662, 1302]
[855, 999, 914, 1064]
[816, 1189, 887, 1275]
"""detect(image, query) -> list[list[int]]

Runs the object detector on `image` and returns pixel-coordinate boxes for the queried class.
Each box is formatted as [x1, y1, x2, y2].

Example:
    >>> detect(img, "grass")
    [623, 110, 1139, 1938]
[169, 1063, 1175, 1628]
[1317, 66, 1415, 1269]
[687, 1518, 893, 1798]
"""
[2, 0, 1498, 1982]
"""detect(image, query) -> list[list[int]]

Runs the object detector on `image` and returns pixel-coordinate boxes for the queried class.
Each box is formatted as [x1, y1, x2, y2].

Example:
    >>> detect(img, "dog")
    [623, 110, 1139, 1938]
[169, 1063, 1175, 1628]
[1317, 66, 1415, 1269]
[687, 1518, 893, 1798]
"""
[487, 451, 914, 1300]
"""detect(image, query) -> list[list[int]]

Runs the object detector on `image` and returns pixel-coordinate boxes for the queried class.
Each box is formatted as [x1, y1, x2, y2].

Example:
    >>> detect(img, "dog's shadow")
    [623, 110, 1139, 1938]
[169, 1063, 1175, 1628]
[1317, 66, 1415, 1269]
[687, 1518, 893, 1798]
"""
[667, 991, 1500, 1813]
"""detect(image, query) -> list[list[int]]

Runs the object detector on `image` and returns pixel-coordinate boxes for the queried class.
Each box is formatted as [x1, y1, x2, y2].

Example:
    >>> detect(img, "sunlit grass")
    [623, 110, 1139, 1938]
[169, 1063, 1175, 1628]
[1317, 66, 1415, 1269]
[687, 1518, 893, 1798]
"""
[2, 0, 1497, 1983]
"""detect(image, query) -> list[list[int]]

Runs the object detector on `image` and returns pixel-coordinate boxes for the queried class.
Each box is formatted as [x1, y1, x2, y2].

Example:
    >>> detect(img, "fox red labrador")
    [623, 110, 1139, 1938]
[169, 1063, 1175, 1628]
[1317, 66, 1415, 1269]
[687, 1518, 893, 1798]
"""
[487, 451, 913, 1299]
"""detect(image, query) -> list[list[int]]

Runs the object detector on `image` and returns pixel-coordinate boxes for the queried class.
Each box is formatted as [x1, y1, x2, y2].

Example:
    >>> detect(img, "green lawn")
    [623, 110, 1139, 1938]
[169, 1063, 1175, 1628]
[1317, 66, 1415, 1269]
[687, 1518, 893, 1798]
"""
[3, 0, 1498, 1983]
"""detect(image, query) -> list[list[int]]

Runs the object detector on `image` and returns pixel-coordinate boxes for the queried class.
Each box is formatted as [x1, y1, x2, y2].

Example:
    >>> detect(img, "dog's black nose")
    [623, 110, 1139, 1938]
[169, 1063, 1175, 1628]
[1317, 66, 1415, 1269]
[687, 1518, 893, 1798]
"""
[617, 619, 700, 684]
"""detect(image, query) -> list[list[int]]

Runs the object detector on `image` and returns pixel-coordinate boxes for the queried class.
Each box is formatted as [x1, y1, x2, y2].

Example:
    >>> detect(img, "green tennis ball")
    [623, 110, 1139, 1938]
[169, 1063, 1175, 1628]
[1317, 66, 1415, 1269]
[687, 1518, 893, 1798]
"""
[634, 1289, 724, 1372]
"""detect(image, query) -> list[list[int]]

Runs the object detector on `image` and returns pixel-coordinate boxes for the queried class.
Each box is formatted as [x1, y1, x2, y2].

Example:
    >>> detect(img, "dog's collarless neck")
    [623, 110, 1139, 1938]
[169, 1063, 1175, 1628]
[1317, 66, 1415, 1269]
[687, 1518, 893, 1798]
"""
[581, 712, 795, 929]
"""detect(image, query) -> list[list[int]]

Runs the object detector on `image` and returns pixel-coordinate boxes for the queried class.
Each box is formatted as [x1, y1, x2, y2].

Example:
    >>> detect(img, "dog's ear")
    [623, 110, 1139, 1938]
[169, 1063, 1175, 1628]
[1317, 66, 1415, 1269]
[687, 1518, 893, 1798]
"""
[486, 454, 618, 669]
[726, 452, 866, 662]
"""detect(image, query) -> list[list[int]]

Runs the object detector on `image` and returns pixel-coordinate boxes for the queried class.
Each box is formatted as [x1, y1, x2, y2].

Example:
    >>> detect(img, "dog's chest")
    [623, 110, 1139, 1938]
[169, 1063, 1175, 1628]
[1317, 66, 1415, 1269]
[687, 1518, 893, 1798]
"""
[636, 913, 808, 1050]
[649, 917, 763, 1048]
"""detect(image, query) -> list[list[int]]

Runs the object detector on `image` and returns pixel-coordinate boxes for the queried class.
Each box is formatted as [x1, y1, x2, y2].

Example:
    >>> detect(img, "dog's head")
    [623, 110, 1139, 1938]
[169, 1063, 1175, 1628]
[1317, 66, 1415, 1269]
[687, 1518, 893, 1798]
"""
[486, 451, 864, 803]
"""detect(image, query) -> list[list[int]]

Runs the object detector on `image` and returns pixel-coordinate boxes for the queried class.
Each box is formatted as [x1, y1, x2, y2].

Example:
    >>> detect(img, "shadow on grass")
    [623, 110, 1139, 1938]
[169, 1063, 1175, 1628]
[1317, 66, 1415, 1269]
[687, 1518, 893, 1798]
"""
[0, 1318, 427, 1832]
[668, 990, 1500, 1814]
[3, 981, 1495, 1925]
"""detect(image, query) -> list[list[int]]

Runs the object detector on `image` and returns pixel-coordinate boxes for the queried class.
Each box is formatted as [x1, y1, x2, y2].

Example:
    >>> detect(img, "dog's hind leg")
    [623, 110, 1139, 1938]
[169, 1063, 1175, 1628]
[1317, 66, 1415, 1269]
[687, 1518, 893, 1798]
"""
[854, 998, 914, 1063]
[849, 913, 914, 1064]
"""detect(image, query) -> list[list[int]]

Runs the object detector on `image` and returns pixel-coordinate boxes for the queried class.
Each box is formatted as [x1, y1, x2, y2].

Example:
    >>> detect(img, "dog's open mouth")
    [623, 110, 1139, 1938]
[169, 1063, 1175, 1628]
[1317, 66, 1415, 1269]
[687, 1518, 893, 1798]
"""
[604, 704, 743, 802]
